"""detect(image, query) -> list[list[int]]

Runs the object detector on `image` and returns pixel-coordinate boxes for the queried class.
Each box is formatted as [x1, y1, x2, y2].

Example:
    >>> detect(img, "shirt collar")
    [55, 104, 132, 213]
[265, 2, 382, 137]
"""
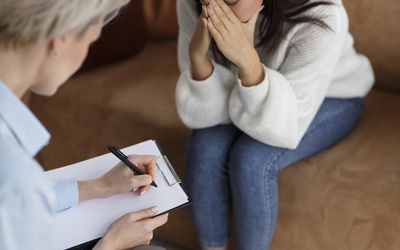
[0, 80, 50, 157]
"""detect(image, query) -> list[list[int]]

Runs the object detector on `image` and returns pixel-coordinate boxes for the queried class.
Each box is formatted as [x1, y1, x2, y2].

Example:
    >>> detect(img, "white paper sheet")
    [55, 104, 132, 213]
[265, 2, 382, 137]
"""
[45, 140, 189, 250]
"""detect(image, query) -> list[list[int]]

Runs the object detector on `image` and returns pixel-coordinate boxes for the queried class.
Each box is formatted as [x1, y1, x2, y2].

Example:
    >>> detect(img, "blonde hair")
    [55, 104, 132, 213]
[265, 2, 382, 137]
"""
[0, 0, 130, 48]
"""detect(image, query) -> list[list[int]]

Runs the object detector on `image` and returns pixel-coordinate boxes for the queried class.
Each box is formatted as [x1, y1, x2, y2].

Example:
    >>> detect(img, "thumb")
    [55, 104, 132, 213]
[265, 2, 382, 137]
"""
[129, 206, 159, 221]
[131, 174, 152, 188]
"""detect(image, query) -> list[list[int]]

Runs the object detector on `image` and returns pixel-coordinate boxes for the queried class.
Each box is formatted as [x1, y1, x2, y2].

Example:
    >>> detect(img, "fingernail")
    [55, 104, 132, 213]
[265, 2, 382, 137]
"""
[140, 190, 146, 196]
[151, 206, 159, 213]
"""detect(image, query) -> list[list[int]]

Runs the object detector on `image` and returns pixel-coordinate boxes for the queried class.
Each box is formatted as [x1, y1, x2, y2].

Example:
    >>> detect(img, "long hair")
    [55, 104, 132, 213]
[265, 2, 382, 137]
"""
[194, 0, 334, 66]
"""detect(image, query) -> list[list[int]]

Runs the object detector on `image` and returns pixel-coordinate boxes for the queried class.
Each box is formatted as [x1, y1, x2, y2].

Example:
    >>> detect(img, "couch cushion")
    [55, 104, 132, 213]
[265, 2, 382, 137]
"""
[343, 0, 400, 92]
[271, 89, 400, 250]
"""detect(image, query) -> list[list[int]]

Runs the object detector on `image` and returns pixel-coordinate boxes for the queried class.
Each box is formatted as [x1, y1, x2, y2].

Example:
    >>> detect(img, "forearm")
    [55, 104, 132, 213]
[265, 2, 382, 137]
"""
[190, 53, 214, 81]
[238, 50, 265, 87]
[78, 179, 109, 203]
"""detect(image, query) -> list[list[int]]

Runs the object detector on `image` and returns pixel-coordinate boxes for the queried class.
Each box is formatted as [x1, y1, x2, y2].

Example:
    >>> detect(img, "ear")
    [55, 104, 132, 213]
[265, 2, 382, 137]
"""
[48, 35, 67, 59]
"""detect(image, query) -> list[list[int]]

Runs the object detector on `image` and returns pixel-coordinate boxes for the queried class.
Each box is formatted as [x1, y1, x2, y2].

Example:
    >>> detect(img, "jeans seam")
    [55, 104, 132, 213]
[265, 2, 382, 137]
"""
[263, 149, 285, 243]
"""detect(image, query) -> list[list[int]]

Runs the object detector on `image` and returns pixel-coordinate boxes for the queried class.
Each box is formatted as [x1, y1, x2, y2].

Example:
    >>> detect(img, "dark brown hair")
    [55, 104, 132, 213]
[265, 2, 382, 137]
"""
[195, 0, 334, 65]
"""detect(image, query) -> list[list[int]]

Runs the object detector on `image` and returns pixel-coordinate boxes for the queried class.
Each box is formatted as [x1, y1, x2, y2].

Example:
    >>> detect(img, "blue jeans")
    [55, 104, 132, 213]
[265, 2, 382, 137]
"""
[185, 98, 364, 250]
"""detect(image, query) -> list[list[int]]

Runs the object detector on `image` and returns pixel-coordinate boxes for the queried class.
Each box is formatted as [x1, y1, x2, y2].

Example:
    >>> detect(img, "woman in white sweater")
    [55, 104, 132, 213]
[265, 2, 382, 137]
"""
[176, 0, 374, 249]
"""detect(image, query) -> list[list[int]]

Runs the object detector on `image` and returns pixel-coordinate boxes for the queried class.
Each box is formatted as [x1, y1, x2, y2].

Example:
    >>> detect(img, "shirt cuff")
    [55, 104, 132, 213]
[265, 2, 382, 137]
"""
[52, 179, 79, 212]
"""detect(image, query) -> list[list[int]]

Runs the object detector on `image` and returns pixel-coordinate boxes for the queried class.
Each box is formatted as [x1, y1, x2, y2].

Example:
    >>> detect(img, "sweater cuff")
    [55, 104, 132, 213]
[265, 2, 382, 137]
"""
[52, 179, 79, 212]
[237, 64, 270, 111]
[187, 60, 232, 96]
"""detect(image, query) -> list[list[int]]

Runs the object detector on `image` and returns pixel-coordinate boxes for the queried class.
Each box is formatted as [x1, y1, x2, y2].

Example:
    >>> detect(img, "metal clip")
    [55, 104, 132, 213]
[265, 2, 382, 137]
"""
[156, 156, 181, 186]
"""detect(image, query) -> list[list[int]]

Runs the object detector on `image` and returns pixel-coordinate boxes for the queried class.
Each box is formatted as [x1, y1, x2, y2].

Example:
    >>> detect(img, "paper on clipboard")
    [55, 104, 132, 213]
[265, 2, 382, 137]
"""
[45, 140, 190, 250]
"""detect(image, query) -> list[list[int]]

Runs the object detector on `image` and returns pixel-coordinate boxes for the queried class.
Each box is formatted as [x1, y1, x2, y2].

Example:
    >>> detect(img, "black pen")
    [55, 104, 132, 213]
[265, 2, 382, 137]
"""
[107, 145, 158, 188]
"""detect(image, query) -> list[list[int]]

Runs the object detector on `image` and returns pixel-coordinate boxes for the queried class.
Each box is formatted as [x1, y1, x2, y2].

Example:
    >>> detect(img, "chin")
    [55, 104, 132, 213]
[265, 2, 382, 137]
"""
[30, 85, 59, 97]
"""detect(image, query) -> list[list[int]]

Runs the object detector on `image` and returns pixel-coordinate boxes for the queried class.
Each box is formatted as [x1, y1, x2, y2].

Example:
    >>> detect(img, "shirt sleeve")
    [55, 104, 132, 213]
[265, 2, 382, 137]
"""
[52, 179, 79, 212]
[229, 4, 344, 149]
[175, 0, 235, 128]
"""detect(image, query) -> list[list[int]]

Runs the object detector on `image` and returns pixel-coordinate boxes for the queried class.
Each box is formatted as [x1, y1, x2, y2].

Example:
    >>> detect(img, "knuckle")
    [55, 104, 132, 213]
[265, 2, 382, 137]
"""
[145, 175, 152, 182]
[126, 213, 136, 222]
[145, 208, 154, 216]
[143, 223, 153, 232]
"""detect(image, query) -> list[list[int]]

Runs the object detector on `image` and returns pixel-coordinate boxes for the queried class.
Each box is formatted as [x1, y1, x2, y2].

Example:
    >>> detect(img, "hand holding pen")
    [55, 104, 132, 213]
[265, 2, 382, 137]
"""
[79, 153, 157, 202]
[108, 146, 158, 194]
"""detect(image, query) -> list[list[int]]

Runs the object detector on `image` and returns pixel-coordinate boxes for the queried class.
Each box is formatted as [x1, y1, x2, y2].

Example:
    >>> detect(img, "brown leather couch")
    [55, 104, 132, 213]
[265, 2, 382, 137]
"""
[29, 0, 400, 249]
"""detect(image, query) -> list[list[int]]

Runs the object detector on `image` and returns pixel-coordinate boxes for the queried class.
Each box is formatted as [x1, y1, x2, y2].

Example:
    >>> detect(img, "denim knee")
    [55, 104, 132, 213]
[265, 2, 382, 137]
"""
[228, 134, 285, 181]
[185, 124, 240, 175]
[228, 134, 282, 250]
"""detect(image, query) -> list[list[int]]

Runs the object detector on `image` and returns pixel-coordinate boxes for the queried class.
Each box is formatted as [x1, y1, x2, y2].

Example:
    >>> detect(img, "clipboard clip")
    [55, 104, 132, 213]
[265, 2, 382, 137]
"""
[156, 155, 181, 186]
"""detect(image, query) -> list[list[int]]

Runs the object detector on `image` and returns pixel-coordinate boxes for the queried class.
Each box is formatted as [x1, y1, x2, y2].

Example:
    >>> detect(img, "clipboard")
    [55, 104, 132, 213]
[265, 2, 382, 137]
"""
[46, 140, 192, 250]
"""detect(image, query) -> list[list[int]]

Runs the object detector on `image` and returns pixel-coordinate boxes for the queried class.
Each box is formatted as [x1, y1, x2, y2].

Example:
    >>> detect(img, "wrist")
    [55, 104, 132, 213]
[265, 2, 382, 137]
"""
[95, 177, 112, 198]
[94, 232, 118, 250]
[238, 53, 264, 87]
[190, 54, 214, 81]
[78, 179, 108, 203]
[190, 51, 209, 65]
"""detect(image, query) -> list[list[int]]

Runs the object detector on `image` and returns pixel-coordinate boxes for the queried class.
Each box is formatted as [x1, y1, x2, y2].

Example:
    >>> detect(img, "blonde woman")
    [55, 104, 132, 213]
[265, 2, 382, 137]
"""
[0, 1, 167, 249]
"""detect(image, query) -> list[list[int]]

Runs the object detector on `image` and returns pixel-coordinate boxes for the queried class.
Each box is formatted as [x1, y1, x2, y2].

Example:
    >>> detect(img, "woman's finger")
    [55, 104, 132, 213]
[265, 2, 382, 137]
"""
[203, 4, 210, 18]
[214, 0, 238, 23]
[145, 159, 156, 181]
[138, 159, 157, 195]
[202, 17, 208, 31]
[201, 5, 207, 18]
[207, 17, 223, 43]
[128, 155, 156, 166]
[209, 0, 230, 30]
[138, 185, 150, 195]
[207, 3, 227, 35]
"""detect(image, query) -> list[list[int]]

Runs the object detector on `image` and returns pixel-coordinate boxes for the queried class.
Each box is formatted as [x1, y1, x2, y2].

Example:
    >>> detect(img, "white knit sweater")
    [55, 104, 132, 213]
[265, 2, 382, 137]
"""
[175, 0, 374, 149]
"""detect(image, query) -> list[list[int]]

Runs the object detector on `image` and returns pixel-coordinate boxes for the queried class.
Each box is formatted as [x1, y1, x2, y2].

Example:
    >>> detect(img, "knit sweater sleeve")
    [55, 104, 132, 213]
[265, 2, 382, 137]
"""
[229, 4, 344, 149]
[175, 0, 235, 128]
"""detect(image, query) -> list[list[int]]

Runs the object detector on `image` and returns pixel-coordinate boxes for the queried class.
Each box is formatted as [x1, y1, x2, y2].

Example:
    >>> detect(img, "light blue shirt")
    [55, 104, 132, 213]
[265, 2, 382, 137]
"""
[0, 81, 79, 249]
